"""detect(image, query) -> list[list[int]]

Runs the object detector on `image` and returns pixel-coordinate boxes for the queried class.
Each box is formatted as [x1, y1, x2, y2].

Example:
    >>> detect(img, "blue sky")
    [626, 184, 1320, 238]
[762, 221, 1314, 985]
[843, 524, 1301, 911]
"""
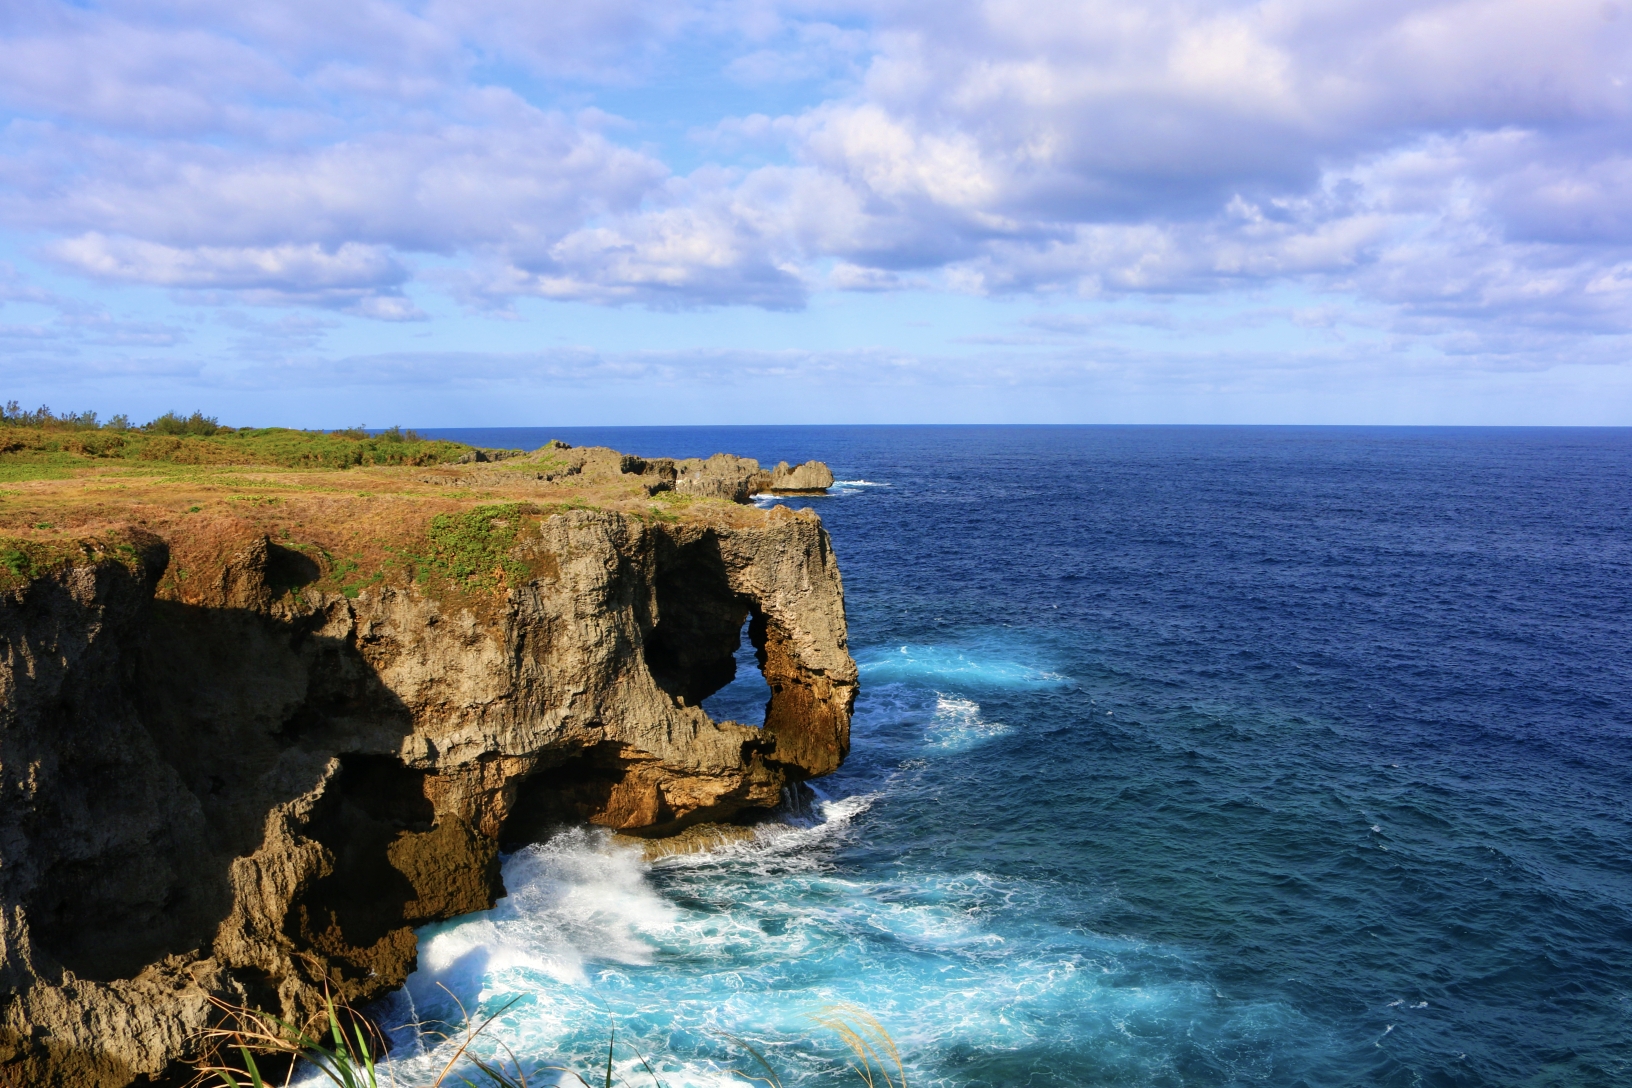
[3, 0, 1631, 426]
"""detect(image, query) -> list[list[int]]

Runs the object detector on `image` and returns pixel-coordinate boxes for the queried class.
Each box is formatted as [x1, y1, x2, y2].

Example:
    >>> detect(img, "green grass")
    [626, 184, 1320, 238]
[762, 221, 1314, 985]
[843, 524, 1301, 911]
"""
[199, 994, 385, 1088]
[0, 464, 80, 483]
[0, 533, 148, 590]
[0, 425, 477, 472]
[415, 503, 537, 591]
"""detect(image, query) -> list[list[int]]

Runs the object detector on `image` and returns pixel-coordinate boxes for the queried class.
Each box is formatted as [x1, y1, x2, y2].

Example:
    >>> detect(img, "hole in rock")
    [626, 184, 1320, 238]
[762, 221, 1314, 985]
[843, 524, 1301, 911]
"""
[499, 745, 631, 850]
[700, 613, 773, 726]
[500, 534, 793, 850]
[642, 533, 763, 709]
[498, 742, 776, 849]
[287, 754, 434, 960]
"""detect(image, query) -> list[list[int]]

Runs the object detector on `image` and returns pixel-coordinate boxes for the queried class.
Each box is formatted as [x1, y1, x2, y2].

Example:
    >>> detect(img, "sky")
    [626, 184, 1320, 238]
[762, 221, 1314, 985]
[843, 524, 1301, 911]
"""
[2, 0, 1632, 426]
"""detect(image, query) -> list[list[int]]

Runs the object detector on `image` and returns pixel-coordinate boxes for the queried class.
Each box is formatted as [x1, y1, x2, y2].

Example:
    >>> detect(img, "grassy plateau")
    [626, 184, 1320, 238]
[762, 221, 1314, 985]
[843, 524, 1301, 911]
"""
[0, 405, 768, 609]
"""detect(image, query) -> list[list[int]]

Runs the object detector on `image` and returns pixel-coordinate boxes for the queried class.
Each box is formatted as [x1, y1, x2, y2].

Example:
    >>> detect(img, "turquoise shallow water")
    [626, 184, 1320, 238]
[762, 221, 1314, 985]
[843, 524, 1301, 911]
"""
[373, 426, 1632, 1088]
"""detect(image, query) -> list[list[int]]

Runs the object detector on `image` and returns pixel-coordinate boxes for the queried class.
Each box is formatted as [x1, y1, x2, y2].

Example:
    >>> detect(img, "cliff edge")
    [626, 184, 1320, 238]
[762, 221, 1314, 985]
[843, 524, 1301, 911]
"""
[0, 439, 854, 1087]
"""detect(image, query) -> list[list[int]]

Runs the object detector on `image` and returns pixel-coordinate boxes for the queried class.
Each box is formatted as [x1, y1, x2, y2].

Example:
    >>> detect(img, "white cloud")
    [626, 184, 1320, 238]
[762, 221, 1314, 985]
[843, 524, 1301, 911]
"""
[44, 234, 422, 318]
[48, 234, 402, 291]
[0, 0, 1627, 358]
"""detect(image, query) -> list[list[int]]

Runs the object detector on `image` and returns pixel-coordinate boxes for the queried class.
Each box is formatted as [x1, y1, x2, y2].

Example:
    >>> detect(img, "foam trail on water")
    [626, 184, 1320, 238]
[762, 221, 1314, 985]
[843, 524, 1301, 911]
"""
[924, 694, 1010, 750]
[367, 628, 1286, 1087]
[753, 480, 886, 505]
[372, 774, 1299, 1088]
[414, 829, 669, 996]
[857, 643, 1070, 689]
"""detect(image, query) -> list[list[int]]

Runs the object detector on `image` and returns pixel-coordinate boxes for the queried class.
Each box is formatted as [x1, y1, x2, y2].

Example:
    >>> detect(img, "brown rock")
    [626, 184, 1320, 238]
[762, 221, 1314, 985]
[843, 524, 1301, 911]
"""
[0, 490, 855, 1085]
[765, 460, 835, 494]
[673, 453, 764, 503]
[613, 822, 758, 862]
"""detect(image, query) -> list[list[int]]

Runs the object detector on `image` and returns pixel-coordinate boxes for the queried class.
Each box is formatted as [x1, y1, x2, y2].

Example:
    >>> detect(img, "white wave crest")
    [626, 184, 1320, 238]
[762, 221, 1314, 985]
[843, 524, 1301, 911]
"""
[410, 828, 672, 998]
[925, 694, 1010, 750]
[650, 791, 878, 870]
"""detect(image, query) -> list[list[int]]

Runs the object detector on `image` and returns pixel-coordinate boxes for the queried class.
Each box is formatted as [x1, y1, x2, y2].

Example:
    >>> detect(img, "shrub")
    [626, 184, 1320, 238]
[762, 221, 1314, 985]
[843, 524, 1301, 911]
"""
[145, 410, 227, 436]
[377, 425, 423, 443]
[0, 401, 102, 430]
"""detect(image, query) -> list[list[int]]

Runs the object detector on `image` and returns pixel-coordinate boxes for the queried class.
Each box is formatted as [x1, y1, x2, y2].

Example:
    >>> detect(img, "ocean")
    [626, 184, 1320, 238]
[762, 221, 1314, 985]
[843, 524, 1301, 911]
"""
[371, 426, 1632, 1088]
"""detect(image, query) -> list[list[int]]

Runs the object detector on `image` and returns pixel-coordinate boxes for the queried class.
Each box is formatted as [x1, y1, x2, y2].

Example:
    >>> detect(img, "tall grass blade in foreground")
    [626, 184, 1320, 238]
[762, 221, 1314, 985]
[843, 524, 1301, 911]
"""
[715, 1031, 784, 1088]
[807, 1006, 906, 1088]
[198, 987, 904, 1088]
[196, 991, 386, 1088]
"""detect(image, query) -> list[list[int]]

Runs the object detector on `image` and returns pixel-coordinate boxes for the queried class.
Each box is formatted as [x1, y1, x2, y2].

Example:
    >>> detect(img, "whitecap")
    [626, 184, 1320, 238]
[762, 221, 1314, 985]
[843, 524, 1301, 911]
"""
[651, 791, 879, 872]
[401, 827, 674, 1014]
[923, 694, 1010, 751]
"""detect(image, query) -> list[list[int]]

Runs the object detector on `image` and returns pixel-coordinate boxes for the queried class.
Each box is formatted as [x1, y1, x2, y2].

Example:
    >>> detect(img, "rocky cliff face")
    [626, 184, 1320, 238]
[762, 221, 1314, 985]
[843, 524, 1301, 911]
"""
[0, 500, 854, 1087]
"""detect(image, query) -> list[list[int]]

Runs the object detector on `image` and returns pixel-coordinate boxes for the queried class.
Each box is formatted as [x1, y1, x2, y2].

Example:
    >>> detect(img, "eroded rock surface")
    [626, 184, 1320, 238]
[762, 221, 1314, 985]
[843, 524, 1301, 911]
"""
[766, 460, 837, 493]
[0, 494, 853, 1086]
[411, 445, 833, 502]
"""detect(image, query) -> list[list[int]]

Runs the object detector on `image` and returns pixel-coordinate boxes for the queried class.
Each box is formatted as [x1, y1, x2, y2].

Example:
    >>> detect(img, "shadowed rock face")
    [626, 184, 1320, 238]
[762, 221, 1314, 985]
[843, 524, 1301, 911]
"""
[0, 506, 854, 1087]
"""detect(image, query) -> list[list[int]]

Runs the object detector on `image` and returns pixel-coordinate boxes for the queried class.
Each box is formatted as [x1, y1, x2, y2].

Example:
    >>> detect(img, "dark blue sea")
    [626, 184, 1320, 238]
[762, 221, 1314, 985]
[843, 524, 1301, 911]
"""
[377, 426, 1632, 1088]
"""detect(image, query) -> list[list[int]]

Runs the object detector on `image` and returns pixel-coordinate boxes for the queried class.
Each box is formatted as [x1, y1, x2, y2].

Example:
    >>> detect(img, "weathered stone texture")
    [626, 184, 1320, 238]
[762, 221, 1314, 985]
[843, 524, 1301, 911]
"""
[0, 504, 854, 1087]
[766, 460, 836, 493]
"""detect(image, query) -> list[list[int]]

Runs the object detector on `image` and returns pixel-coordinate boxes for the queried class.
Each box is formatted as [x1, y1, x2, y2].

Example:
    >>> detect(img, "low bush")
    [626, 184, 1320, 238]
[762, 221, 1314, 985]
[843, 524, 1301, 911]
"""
[0, 402, 472, 469]
[145, 410, 227, 436]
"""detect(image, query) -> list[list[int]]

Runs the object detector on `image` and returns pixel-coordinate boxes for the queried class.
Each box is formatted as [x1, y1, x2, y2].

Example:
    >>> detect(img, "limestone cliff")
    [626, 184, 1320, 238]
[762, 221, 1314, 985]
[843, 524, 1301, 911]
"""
[0, 451, 854, 1087]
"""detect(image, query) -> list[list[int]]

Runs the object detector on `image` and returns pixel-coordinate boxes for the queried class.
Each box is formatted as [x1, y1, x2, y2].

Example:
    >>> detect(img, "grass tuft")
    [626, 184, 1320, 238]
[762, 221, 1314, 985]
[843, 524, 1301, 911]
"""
[195, 991, 386, 1088]
[416, 503, 536, 592]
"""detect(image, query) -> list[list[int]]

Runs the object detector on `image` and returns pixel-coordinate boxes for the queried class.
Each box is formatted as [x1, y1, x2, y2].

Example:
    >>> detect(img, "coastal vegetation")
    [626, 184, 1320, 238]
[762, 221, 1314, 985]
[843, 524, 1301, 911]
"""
[0, 402, 472, 477]
[0, 402, 765, 603]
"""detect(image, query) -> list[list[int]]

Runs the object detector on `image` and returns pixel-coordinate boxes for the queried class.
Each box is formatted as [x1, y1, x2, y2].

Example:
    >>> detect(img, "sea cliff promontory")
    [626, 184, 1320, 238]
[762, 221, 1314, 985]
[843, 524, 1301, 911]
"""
[0, 428, 854, 1087]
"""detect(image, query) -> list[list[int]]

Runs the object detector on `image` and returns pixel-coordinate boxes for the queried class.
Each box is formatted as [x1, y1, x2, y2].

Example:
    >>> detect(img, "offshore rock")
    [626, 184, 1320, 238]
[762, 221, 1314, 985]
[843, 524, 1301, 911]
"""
[0, 502, 854, 1086]
[766, 461, 835, 493]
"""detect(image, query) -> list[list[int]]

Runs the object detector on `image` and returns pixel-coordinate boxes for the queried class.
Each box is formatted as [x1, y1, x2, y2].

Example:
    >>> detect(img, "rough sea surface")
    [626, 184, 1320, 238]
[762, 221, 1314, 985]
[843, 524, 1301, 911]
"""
[374, 426, 1632, 1088]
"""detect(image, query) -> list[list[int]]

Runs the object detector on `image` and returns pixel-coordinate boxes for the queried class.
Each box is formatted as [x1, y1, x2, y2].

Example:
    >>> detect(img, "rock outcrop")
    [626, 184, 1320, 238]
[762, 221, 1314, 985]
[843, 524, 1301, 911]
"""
[0, 478, 854, 1086]
[419, 447, 833, 502]
[765, 460, 836, 493]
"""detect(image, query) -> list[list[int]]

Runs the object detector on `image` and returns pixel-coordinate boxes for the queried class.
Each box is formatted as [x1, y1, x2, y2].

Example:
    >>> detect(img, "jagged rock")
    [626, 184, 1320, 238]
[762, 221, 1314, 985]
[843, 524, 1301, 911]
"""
[434, 448, 834, 504]
[614, 822, 758, 861]
[0, 497, 854, 1086]
[452, 448, 525, 464]
[766, 460, 835, 493]
[674, 454, 765, 503]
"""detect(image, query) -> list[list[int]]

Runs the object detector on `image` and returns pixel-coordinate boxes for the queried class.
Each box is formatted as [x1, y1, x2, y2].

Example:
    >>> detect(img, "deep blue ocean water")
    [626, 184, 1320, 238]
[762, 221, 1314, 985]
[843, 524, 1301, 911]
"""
[375, 426, 1632, 1088]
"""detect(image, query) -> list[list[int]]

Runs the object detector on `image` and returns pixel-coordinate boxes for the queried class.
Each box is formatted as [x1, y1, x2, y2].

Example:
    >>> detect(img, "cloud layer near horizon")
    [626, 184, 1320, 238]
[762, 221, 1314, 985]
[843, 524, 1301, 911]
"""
[3, 0, 1631, 394]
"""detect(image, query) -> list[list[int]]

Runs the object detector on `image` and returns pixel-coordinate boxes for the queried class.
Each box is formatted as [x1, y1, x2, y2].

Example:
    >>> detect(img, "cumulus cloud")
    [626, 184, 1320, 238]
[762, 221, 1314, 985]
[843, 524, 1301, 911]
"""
[0, 0, 1629, 355]
[45, 234, 421, 317]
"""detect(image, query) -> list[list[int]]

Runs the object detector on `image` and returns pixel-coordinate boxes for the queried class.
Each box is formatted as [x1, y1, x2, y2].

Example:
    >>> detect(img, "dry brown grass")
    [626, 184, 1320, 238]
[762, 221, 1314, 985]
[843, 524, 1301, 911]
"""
[0, 454, 778, 610]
